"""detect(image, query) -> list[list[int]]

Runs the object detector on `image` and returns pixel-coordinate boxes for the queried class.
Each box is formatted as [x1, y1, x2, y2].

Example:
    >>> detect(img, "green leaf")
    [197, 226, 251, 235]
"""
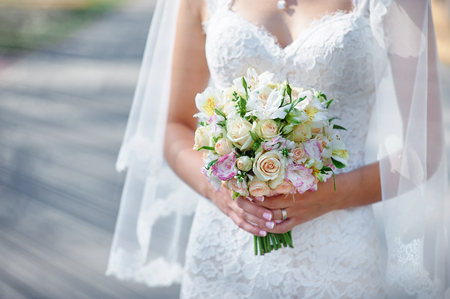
[287, 96, 306, 113]
[212, 134, 223, 144]
[331, 157, 346, 169]
[320, 166, 333, 173]
[232, 191, 240, 200]
[197, 146, 215, 152]
[325, 99, 334, 109]
[333, 124, 347, 131]
[242, 77, 248, 96]
[214, 108, 227, 119]
[205, 159, 218, 170]
[328, 117, 340, 123]
[217, 120, 227, 127]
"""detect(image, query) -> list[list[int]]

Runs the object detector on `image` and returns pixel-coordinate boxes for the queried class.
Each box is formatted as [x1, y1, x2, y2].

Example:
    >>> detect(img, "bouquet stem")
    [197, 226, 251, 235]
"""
[254, 231, 293, 255]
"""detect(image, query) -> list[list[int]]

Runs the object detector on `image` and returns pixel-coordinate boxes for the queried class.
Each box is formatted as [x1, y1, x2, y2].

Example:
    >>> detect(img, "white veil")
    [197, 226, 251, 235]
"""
[106, 0, 450, 296]
[105, 0, 198, 286]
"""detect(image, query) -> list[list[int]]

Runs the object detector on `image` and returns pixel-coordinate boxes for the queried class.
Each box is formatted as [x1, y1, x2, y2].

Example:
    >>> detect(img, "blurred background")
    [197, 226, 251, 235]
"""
[0, 0, 448, 298]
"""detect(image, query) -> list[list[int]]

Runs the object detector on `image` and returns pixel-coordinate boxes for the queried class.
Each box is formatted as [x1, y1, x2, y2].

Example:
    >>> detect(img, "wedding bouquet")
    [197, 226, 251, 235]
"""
[193, 68, 349, 255]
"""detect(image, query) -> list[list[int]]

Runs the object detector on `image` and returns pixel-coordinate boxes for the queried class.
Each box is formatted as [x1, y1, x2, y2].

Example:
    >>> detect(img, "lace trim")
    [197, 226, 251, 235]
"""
[107, 251, 184, 287]
[387, 238, 442, 298]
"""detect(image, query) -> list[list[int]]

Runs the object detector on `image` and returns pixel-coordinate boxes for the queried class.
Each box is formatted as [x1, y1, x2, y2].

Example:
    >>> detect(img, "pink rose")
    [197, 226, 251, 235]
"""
[249, 179, 270, 197]
[274, 180, 295, 194]
[211, 152, 237, 181]
[304, 139, 322, 161]
[228, 178, 249, 196]
[285, 164, 316, 194]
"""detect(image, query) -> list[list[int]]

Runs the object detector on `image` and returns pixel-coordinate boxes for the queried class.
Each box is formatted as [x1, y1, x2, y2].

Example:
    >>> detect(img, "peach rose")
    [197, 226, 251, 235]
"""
[215, 138, 233, 155]
[249, 179, 270, 197]
[291, 144, 306, 163]
[253, 150, 286, 189]
[228, 178, 249, 196]
[274, 180, 295, 194]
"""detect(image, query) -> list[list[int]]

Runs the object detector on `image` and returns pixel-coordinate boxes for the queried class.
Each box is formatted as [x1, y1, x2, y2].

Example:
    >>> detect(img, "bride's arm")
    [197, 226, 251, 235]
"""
[164, 0, 273, 237]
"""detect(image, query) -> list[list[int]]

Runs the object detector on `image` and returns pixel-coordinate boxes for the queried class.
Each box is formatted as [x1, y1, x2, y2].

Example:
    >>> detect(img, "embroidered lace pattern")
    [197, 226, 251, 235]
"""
[181, 0, 386, 297]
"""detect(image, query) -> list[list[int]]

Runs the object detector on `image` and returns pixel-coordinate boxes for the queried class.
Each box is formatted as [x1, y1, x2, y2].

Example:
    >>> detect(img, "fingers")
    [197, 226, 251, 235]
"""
[266, 218, 296, 234]
[234, 196, 275, 229]
[251, 193, 297, 210]
[227, 209, 268, 237]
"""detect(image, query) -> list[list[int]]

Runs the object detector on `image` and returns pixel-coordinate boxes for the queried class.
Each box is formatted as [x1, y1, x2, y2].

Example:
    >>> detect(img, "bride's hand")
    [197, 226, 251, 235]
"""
[210, 188, 276, 237]
[239, 165, 381, 234]
[245, 178, 346, 234]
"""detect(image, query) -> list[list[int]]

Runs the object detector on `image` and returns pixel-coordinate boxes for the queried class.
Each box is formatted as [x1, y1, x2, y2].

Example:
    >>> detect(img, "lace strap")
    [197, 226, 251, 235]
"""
[353, 0, 370, 15]
[204, 0, 232, 16]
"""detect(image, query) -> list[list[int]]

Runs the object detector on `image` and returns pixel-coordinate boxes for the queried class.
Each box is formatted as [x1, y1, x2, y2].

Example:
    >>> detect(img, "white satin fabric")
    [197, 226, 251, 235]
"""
[106, 0, 449, 297]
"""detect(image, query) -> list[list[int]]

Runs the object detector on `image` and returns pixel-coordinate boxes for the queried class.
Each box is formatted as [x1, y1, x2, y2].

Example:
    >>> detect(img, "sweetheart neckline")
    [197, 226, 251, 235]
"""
[224, 6, 358, 53]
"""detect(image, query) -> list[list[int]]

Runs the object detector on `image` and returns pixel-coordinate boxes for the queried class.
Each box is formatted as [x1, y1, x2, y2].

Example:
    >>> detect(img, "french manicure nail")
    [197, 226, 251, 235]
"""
[246, 196, 253, 202]
[275, 220, 283, 224]
[259, 230, 267, 237]
[266, 221, 275, 229]
[263, 212, 272, 221]
[255, 196, 265, 202]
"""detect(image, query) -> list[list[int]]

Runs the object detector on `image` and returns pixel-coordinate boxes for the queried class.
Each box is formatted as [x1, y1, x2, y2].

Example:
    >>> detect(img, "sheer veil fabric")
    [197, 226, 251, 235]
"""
[106, 0, 450, 297]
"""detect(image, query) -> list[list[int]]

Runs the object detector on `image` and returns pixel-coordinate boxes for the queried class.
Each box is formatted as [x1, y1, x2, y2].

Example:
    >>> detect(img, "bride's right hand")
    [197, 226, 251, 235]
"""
[210, 188, 275, 237]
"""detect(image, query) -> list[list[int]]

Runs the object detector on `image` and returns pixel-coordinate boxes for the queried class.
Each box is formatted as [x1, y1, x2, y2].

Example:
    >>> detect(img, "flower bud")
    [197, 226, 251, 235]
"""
[285, 108, 302, 125]
[236, 156, 252, 172]
[282, 124, 294, 135]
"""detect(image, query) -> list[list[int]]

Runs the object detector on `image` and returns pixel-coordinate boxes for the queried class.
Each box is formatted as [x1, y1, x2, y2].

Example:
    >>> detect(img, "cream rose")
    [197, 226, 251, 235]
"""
[228, 178, 249, 196]
[287, 123, 312, 143]
[215, 138, 233, 155]
[226, 117, 254, 151]
[249, 179, 270, 197]
[274, 180, 295, 194]
[253, 150, 286, 189]
[254, 119, 279, 140]
[193, 126, 211, 152]
[236, 156, 252, 172]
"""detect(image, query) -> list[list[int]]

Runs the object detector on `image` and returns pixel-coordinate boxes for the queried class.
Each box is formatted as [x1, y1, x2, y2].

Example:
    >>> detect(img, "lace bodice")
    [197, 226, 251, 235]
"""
[181, 0, 385, 298]
[204, 0, 375, 173]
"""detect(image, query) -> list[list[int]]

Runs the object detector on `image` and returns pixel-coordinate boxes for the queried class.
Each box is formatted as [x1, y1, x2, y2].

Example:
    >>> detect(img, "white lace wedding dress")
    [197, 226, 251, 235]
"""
[181, 0, 386, 298]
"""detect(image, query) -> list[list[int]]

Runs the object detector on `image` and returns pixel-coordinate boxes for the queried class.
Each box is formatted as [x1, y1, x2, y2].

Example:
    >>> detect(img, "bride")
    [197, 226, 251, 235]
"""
[106, 0, 449, 298]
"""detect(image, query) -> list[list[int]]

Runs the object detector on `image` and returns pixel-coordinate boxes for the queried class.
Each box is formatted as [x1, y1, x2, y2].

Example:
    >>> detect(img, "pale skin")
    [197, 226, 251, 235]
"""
[164, 0, 382, 237]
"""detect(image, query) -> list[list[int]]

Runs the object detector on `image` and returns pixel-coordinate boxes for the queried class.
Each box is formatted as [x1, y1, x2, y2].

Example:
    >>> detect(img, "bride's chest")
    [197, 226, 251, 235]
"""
[204, 9, 375, 98]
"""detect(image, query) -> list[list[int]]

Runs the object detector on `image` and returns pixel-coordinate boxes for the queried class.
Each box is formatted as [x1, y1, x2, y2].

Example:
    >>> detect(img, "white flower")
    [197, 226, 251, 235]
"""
[233, 67, 274, 93]
[247, 89, 288, 120]
[194, 87, 224, 121]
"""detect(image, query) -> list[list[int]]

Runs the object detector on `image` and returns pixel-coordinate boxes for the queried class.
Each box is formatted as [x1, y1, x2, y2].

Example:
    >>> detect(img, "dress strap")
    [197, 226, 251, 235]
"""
[204, 0, 233, 16]
[352, 0, 370, 16]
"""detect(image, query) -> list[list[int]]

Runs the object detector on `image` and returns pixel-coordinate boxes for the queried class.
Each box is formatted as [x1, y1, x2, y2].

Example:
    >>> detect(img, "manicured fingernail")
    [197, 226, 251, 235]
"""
[259, 230, 267, 237]
[275, 220, 283, 224]
[255, 196, 265, 202]
[266, 221, 274, 229]
[246, 196, 253, 202]
[263, 212, 272, 221]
